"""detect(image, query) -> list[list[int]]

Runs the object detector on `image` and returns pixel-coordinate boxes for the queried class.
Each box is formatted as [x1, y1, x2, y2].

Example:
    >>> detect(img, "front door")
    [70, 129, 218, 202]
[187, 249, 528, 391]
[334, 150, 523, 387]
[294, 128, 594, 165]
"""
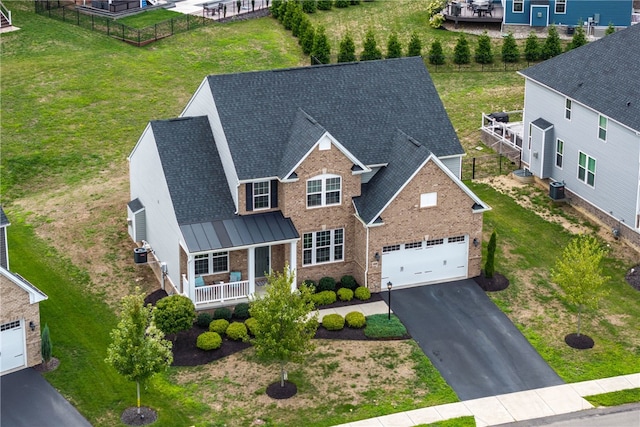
[255, 246, 270, 278]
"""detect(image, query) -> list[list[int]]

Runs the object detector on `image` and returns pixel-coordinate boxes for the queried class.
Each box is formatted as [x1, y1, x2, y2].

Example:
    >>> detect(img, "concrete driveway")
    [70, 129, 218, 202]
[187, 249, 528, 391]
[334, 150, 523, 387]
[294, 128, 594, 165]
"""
[384, 279, 564, 401]
[1, 368, 92, 427]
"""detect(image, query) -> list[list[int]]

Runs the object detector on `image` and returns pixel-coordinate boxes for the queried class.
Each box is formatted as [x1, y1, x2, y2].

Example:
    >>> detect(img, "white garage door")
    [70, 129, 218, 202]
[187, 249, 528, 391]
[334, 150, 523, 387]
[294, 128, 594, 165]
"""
[381, 236, 468, 288]
[1, 320, 26, 374]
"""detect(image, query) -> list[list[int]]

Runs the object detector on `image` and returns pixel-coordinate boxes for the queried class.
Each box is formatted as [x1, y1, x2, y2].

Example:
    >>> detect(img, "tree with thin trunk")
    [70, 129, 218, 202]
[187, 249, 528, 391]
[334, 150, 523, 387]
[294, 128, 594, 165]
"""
[106, 289, 173, 415]
[407, 31, 422, 57]
[428, 39, 445, 65]
[249, 266, 318, 388]
[551, 235, 610, 336]
[501, 32, 520, 63]
[566, 24, 587, 51]
[311, 25, 331, 64]
[524, 31, 541, 62]
[474, 31, 493, 64]
[386, 31, 402, 59]
[541, 25, 562, 59]
[453, 34, 471, 65]
[360, 28, 382, 61]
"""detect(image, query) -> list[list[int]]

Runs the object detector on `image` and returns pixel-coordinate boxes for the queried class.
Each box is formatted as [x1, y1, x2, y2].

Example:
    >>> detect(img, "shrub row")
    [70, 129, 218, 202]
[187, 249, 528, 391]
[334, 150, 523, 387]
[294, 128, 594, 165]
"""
[321, 311, 367, 330]
[311, 286, 371, 307]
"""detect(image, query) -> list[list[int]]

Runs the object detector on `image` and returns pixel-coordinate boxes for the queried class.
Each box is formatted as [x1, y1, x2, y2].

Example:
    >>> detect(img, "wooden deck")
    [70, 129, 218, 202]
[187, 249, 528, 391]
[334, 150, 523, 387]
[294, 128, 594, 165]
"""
[444, 1, 503, 24]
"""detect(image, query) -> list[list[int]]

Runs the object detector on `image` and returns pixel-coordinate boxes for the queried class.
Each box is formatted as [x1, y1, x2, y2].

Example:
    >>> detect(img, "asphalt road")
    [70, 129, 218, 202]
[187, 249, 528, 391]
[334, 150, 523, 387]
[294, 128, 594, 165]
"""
[385, 280, 564, 400]
[497, 403, 640, 427]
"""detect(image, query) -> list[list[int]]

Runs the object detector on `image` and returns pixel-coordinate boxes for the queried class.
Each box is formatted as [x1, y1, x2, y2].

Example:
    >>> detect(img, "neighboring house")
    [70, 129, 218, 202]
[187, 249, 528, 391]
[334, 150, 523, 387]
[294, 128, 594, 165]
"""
[502, 0, 633, 29]
[128, 57, 490, 309]
[517, 23, 640, 247]
[0, 208, 48, 375]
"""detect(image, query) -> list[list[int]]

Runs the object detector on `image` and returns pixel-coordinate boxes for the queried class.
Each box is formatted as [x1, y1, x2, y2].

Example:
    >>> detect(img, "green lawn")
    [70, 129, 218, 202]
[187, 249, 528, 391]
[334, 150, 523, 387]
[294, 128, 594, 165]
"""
[115, 8, 183, 28]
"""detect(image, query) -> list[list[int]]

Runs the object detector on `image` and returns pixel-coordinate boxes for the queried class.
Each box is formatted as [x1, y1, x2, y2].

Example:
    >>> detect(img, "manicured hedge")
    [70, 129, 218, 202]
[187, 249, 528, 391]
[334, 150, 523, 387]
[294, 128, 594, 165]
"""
[226, 322, 248, 341]
[345, 311, 366, 328]
[197, 332, 222, 350]
[209, 319, 230, 335]
[354, 286, 371, 301]
[322, 313, 345, 330]
[312, 290, 337, 306]
[337, 287, 353, 301]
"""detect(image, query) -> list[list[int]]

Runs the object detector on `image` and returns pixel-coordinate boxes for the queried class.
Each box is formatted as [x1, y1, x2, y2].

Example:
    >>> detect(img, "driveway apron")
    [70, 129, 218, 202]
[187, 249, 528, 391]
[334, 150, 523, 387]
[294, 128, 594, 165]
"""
[1, 368, 92, 427]
[385, 279, 564, 400]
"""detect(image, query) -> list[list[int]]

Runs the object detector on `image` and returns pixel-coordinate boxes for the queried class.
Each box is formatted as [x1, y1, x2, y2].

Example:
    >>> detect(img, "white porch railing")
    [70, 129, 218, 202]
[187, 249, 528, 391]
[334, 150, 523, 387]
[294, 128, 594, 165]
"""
[481, 111, 524, 152]
[194, 280, 250, 305]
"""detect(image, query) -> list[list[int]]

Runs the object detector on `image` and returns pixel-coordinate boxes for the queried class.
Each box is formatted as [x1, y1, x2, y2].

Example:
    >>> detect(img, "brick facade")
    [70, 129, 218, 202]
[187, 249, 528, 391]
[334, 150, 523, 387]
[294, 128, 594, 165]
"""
[0, 275, 43, 369]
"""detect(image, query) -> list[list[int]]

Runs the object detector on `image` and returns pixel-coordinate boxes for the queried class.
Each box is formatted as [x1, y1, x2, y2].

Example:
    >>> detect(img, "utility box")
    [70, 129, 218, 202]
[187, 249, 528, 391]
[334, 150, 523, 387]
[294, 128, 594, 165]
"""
[134, 247, 148, 264]
[550, 181, 565, 200]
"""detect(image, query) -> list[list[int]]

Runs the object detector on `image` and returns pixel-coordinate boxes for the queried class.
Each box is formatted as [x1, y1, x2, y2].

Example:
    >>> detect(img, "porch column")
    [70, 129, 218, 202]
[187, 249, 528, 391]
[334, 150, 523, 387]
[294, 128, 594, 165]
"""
[248, 246, 256, 295]
[187, 254, 196, 302]
[289, 240, 297, 292]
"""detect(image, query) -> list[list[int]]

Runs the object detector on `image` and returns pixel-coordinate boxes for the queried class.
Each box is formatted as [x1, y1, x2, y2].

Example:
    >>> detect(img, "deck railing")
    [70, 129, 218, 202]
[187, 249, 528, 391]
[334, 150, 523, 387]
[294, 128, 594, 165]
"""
[0, 1, 12, 26]
[194, 280, 250, 305]
[481, 111, 524, 151]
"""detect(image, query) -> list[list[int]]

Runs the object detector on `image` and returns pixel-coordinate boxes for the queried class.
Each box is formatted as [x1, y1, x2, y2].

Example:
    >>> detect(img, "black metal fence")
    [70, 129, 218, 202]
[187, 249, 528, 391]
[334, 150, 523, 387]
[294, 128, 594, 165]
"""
[35, 0, 217, 46]
[462, 153, 521, 181]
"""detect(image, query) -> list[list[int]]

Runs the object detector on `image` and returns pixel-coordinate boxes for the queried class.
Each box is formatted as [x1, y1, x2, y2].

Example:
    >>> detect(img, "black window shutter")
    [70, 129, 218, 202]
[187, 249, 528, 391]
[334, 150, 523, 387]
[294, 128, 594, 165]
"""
[246, 183, 253, 211]
[271, 180, 278, 208]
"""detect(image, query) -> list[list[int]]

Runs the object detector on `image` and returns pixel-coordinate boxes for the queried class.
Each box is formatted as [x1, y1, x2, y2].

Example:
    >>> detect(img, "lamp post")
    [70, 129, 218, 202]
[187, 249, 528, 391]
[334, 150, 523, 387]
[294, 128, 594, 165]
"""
[387, 281, 393, 320]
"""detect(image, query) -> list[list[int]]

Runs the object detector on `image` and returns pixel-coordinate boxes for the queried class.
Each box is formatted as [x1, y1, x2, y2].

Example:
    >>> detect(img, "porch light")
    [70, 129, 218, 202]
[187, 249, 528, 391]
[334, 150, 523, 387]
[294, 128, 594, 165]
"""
[29, 321, 36, 331]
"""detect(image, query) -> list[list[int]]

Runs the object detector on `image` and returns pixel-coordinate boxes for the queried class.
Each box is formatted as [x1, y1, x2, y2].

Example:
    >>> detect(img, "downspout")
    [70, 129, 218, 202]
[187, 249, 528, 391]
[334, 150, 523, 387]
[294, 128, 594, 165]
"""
[364, 225, 370, 289]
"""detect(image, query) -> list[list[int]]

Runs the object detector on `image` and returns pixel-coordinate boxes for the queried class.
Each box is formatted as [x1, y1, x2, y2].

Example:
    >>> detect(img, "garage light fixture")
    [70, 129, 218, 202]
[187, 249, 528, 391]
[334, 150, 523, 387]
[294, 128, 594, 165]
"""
[29, 321, 36, 331]
[473, 238, 479, 247]
[374, 252, 380, 261]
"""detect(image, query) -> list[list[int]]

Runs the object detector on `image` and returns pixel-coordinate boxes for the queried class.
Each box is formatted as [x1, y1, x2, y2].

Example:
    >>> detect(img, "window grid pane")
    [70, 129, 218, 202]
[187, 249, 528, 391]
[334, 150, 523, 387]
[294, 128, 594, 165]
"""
[212, 252, 228, 273]
[195, 254, 209, 275]
[303, 228, 344, 265]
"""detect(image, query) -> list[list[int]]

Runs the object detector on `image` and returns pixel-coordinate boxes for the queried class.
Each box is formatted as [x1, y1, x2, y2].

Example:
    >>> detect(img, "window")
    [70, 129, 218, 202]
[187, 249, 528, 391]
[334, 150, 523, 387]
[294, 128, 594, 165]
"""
[578, 152, 596, 187]
[253, 181, 270, 210]
[598, 115, 607, 141]
[405, 242, 422, 249]
[528, 123, 532, 149]
[420, 192, 437, 208]
[565, 98, 572, 120]
[448, 236, 465, 243]
[0, 320, 20, 331]
[556, 139, 564, 168]
[303, 229, 344, 265]
[555, 0, 566, 14]
[306, 175, 341, 207]
[382, 244, 401, 253]
[426, 238, 444, 247]
[513, 0, 524, 12]
[194, 252, 229, 275]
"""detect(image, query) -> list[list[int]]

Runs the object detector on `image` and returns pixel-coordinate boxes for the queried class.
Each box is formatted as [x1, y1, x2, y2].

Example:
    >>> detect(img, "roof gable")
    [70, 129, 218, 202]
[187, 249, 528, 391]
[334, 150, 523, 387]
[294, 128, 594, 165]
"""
[519, 24, 640, 132]
[0, 267, 48, 304]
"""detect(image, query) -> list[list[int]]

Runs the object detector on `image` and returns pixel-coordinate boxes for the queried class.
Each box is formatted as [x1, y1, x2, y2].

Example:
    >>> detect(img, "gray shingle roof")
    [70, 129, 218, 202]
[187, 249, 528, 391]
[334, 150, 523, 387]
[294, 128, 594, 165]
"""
[205, 57, 463, 180]
[353, 130, 431, 224]
[279, 109, 327, 179]
[151, 116, 236, 225]
[520, 23, 640, 132]
[127, 198, 144, 213]
[531, 117, 553, 130]
[0, 207, 9, 227]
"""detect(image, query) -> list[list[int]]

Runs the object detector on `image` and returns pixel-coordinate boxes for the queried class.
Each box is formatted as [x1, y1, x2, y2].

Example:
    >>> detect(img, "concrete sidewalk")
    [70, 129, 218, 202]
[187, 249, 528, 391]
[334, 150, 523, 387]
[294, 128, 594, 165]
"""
[317, 300, 391, 318]
[333, 373, 639, 427]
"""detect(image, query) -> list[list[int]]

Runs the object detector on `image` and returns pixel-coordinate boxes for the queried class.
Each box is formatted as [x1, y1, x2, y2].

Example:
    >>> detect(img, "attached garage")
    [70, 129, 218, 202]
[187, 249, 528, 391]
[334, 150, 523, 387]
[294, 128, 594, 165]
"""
[381, 235, 468, 288]
[0, 320, 26, 373]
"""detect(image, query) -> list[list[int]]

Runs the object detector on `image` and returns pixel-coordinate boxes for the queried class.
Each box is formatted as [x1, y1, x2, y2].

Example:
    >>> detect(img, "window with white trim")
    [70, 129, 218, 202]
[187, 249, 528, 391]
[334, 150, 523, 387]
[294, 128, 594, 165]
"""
[306, 175, 341, 207]
[448, 236, 465, 243]
[555, 0, 566, 13]
[195, 252, 229, 275]
[303, 229, 344, 265]
[565, 98, 572, 120]
[556, 139, 564, 168]
[578, 152, 596, 187]
[253, 181, 270, 210]
[513, 0, 524, 12]
[598, 115, 607, 141]
[405, 242, 422, 249]
[420, 192, 437, 208]
[0, 320, 21, 331]
[426, 238, 444, 247]
[528, 123, 532, 149]
[382, 244, 401, 253]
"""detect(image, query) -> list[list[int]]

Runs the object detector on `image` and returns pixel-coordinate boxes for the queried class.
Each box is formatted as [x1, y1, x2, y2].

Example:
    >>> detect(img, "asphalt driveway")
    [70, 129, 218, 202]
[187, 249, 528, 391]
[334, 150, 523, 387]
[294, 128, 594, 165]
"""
[384, 279, 564, 401]
[1, 368, 92, 427]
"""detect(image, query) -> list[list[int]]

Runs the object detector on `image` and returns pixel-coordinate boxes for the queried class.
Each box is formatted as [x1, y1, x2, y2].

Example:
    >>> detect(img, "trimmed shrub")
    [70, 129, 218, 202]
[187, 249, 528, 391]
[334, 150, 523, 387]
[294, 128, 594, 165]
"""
[197, 332, 222, 351]
[428, 39, 445, 65]
[311, 290, 337, 306]
[340, 275, 357, 290]
[345, 311, 366, 328]
[354, 286, 371, 301]
[41, 324, 52, 363]
[311, 25, 331, 65]
[360, 28, 382, 61]
[317, 0, 332, 10]
[453, 34, 471, 65]
[364, 314, 407, 339]
[337, 287, 354, 302]
[209, 319, 229, 335]
[322, 313, 345, 331]
[303, 279, 317, 291]
[317, 276, 337, 292]
[501, 32, 520, 63]
[474, 31, 493, 64]
[524, 31, 541, 62]
[245, 317, 259, 336]
[154, 294, 196, 335]
[213, 307, 232, 320]
[226, 322, 248, 341]
[335, 0, 349, 7]
[302, 0, 317, 13]
[196, 312, 212, 328]
[234, 302, 250, 319]
[407, 31, 422, 57]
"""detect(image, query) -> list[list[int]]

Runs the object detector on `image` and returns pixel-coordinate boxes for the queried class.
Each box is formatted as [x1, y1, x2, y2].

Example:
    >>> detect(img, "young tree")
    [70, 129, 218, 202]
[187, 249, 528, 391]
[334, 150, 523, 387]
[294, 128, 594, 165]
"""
[249, 266, 318, 387]
[501, 32, 520, 63]
[300, 24, 315, 56]
[484, 231, 496, 278]
[311, 25, 331, 64]
[406, 31, 422, 57]
[297, 15, 311, 44]
[317, 0, 332, 10]
[428, 39, 445, 65]
[338, 32, 357, 63]
[41, 323, 52, 365]
[106, 290, 173, 415]
[475, 31, 493, 64]
[453, 34, 471, 65]
[335, 0, 350, 7]
[566, 24, 587, 51]
[270, 0, 284, 20]
[360, 28, 382, 61]
[386, 31, 402, 59]
[301, 0, 317, 13]
[551, 235, 610, 336]
[605, 22, 616, 36]
[153, 294, 196, 339]
[524, 31, 540, 62]
[541, 25, 562, 59]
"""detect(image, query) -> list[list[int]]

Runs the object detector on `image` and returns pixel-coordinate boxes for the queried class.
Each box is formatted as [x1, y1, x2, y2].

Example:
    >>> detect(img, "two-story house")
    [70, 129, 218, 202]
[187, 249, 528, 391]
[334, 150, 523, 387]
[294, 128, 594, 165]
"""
[518, 23, 640, 248]
[128, 57, 490, 309]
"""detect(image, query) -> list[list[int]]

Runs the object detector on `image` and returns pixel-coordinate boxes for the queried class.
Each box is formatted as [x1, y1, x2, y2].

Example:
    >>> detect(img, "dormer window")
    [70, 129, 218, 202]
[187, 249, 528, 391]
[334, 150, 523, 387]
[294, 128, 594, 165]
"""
[307, 174, 341, 208]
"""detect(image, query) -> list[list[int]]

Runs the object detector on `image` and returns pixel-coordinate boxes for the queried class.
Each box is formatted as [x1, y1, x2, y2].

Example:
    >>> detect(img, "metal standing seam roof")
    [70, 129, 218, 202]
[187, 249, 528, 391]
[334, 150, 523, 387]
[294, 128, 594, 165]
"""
[180, 211, 299, 253]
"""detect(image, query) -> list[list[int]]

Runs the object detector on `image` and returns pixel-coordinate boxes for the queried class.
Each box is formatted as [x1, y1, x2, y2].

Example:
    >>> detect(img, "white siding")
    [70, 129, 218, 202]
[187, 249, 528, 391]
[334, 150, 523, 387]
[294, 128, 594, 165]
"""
[439, 155, 463, 179]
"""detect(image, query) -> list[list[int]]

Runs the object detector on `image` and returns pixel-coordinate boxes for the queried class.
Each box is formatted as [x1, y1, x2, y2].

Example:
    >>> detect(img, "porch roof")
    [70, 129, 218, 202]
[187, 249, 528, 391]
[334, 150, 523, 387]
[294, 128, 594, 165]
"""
[180, 211, 299, 253]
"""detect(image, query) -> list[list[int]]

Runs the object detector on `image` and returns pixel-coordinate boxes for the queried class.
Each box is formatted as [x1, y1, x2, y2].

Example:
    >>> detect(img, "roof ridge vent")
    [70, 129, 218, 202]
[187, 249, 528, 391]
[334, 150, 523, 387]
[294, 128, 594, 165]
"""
[408, 136, 421, 147]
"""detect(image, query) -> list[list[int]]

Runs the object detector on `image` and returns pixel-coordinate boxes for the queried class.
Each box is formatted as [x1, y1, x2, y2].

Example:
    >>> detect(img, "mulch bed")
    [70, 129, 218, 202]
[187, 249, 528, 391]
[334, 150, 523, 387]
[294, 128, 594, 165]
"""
[33, 357, 60, 373]
[266, 380, 297, 399]
[565, 333, 595, 349]
[474, 271, 510, 292]
[121, 407, 157, 426]
[624, 265, 640, 291]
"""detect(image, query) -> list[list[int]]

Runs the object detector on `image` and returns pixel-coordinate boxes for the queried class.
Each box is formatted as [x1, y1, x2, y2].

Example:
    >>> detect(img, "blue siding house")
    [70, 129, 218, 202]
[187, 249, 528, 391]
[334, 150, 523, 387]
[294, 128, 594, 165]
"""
[502, 0, 633, 28]
[517, 23, 640, 247]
